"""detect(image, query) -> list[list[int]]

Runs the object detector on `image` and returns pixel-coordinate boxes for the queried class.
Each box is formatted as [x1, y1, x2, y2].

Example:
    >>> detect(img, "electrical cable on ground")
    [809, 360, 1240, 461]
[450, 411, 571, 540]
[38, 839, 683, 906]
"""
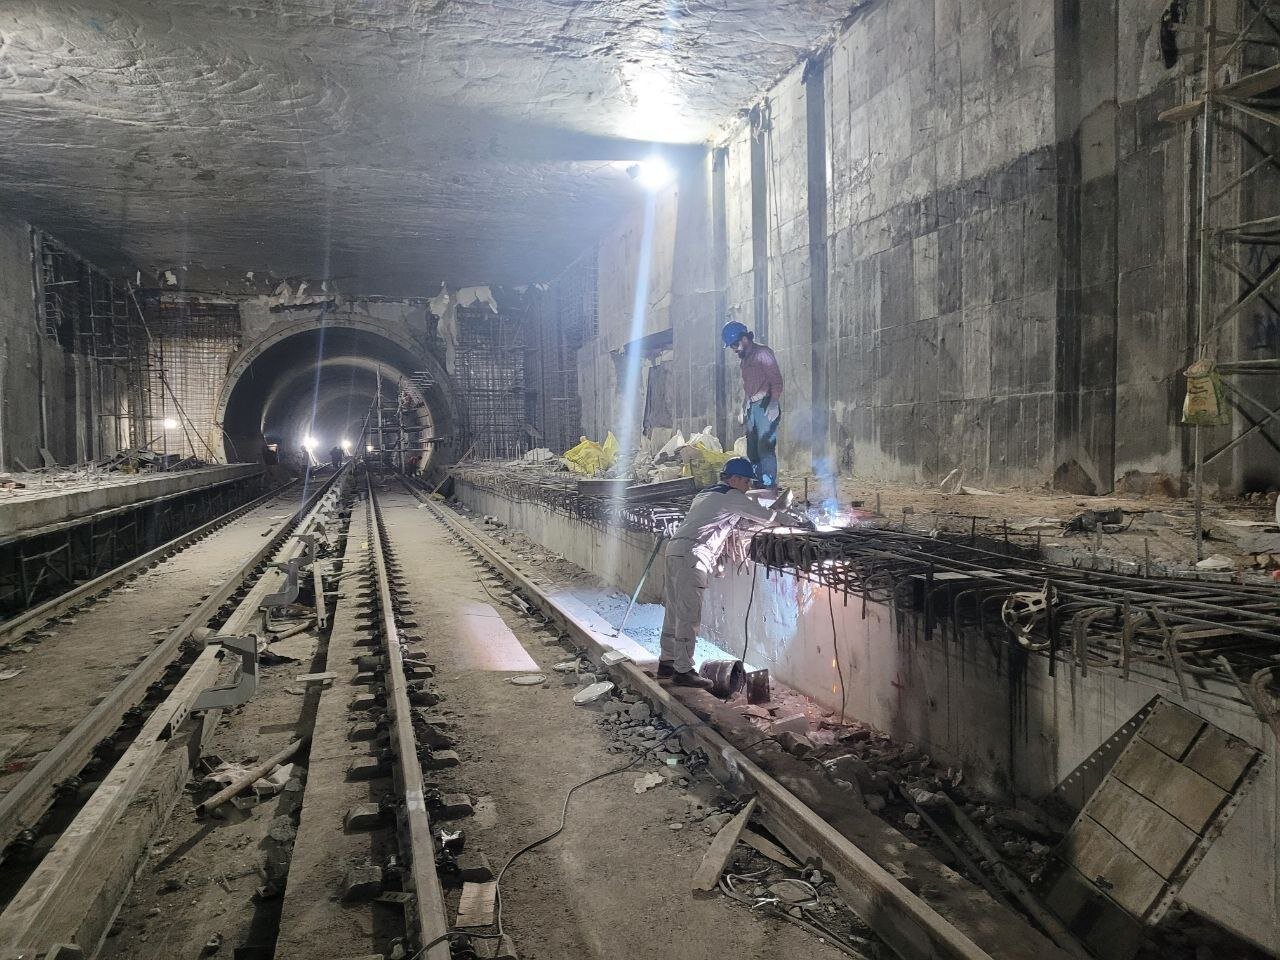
[742, 563, 758, 663]
[408, 723, 708, 960]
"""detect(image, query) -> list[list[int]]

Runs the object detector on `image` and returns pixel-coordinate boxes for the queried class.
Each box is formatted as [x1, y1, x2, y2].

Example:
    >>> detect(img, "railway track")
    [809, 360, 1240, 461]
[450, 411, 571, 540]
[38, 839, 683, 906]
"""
[0, 480, 312, 862]
[0, 468, 351, 958]
[0, 478, 294, 647]
[0, 466, 1090, 960]
[404, 478, 1079, 960]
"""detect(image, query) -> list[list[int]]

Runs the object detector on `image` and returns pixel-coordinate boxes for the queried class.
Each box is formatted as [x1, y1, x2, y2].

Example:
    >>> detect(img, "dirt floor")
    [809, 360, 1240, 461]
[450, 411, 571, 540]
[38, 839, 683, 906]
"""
[0, 489, 302, 800]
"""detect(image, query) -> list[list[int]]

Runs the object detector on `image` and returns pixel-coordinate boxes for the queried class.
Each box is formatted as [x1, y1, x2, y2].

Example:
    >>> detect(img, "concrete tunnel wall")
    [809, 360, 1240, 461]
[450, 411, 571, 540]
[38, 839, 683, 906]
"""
[0, 211, 141, 471]
[456, 479, 1279, 951]
[216, 307, 460, 479]
[538, 0, 1280, 497]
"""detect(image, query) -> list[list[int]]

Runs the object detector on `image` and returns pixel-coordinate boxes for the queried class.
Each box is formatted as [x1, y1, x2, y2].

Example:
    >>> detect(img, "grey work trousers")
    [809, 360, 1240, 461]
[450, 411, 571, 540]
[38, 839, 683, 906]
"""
[659, 542, 708, 673]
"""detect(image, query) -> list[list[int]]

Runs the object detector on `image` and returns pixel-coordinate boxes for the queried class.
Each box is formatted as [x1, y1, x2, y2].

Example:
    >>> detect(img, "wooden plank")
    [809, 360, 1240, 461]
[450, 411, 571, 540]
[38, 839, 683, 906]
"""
[455, 881, 497, 928]
[1112, 738, 1226, 833]
[1160, 63, 1280, 123]
[1059, 817, 1167, 917]
[741, 826, 802, 869]
[692, 798, 758, 891]
[1183, 725, 1255, 791]
[1085, 778, 1197, 878]
[1041, 863, 1147, 960]
[1138, 700, 1203, 761]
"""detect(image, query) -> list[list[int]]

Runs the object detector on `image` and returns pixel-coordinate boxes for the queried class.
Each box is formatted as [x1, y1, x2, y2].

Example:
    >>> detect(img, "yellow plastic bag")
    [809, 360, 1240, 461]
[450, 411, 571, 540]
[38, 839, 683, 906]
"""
[682, 443, 734, 487]
[562, 432, 621, 475]
[601, 431, 620, 467]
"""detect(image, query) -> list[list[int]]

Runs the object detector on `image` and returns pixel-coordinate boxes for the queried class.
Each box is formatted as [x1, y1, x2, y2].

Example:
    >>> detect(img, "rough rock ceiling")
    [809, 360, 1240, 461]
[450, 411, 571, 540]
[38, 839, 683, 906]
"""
[0, 1, 851, 295]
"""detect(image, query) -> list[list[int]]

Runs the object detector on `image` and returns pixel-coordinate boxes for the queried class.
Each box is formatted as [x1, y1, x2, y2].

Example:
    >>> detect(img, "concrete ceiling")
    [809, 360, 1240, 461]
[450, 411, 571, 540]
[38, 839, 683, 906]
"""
[1, 1, 852, 296]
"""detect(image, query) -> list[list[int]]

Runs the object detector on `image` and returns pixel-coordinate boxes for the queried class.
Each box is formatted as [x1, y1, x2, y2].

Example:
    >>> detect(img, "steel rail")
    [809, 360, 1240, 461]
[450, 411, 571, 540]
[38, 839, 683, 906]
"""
[364, 474, 451, 960]
[0, 467, 350, 957]
[0, 480, 305, 858]
[0, 478, 295, 646]
[405, 483, 1075, 960]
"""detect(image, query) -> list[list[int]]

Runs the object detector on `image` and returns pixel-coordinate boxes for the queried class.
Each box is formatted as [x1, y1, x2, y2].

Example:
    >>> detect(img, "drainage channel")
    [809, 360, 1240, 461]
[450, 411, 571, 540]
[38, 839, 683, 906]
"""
[405, 480, 1078, 960]
[0, 467, 352, 959]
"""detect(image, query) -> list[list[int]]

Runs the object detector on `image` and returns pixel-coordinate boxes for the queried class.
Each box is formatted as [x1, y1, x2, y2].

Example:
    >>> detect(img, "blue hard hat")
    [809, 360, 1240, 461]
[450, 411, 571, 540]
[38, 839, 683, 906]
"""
[721, 320, 750, 347]
[720, 457, 754, 479]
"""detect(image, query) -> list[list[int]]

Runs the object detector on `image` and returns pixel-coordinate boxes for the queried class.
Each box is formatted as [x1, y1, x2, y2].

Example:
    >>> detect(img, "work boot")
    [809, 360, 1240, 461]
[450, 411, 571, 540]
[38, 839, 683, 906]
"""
[671, 670, 713, 690]
[655, 661, 675, 679]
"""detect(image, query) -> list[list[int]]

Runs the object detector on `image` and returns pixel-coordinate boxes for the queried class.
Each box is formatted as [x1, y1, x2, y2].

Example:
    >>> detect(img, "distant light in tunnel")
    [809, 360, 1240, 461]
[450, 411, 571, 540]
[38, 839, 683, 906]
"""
[340, 438, 352, 454]
[162, 417, 178, 430]
[628, 155, 675, 192]
[301, 435, 318, 451]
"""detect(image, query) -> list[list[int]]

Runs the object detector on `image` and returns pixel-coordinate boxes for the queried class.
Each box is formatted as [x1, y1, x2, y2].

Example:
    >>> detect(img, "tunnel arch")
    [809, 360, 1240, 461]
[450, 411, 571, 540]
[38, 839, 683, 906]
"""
[218, 320, 458, 479]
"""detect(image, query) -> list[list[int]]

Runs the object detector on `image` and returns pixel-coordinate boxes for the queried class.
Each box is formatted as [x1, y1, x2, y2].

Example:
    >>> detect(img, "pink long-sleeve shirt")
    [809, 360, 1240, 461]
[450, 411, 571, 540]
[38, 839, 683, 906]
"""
[740, 342, 783, 405]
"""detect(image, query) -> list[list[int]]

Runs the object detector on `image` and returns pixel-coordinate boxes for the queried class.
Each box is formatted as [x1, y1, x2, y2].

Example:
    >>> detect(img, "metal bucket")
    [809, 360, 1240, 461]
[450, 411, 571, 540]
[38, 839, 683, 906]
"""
[745, 668, 771, 704]
[698, 659, 745, 699]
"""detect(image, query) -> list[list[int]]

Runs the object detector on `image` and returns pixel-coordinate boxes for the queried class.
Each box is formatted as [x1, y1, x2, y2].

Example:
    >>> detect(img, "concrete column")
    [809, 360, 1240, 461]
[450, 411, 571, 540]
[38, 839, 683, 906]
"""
[712, 147, 731, 445]
[806, 54, 831, 470]
[749, 105, 770, 342]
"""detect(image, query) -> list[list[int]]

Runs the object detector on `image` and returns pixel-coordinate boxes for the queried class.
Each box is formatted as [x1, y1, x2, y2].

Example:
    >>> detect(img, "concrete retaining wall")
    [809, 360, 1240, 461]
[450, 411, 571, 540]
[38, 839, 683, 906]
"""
[457, 480, 1279, 950]
[0, 463, 262, 538]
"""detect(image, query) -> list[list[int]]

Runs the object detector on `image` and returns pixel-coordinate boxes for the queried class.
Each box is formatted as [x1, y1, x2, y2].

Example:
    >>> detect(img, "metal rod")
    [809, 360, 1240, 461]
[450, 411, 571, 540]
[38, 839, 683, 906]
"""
[615, 535, 666, 638]
[1193, 0, 1219, 563]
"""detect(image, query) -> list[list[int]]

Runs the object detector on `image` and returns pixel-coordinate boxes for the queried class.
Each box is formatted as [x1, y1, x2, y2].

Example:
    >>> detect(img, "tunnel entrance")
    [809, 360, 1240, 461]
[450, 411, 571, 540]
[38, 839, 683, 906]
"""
[221, 325, 457, 478]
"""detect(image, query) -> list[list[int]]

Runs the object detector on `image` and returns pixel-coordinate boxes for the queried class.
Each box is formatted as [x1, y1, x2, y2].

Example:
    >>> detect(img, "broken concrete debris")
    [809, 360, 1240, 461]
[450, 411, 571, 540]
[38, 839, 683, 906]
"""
[341, 862, 383, 901]
[571, 680, 614, 705]
[766, 714, 809, 737]
[633, 772, 664, 794]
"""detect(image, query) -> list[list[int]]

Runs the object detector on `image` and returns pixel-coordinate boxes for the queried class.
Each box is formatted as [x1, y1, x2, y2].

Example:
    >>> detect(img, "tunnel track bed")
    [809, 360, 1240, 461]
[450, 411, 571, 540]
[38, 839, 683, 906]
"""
[408, 481, 1082, 960]
[0, 478, 296, 647]
[0, 469, 352, 959]
[0, 481, 313, 865]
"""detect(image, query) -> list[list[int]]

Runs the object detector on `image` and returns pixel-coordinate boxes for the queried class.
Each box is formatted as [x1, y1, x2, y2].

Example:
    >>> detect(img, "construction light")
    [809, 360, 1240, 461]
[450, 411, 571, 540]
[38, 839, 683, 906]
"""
[340, 439, 353, 454]
[301, 436, 317, 451]
[629, 155, 675, 192]
[366, 444, 375, 453]
[162, 417, 178, 429]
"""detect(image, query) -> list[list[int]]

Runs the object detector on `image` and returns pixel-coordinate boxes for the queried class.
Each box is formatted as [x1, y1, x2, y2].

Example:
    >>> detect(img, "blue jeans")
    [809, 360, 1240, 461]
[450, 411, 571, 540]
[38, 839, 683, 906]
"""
[746, 401, 779, 488]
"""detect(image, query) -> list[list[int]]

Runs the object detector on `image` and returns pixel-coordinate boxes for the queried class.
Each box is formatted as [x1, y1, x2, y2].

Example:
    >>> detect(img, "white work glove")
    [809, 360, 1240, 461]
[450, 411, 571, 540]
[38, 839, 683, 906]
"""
[765, 401, 781, 423]
[738, 403, 748, 425]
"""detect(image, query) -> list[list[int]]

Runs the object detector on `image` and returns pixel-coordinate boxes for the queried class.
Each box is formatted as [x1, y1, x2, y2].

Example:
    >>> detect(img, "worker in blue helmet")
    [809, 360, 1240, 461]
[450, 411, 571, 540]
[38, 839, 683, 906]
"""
[721, 320, 783, 489]
[656, 456, 783, 689]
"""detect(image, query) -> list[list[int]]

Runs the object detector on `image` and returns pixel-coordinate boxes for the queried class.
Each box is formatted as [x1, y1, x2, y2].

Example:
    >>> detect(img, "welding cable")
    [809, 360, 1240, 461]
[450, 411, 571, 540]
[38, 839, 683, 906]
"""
[828, 588, 848, 727]
[409, 722, 711, 959]
[473, 566, 526, 614]
[742, 563, 758, 663]
[717, 875, 870, 959]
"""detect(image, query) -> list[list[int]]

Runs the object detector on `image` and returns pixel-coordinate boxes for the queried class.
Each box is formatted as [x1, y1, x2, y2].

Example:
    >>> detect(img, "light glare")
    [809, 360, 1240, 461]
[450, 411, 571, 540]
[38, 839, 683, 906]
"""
[635, 156, 675, 191]
[162, 417, 178, 429]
